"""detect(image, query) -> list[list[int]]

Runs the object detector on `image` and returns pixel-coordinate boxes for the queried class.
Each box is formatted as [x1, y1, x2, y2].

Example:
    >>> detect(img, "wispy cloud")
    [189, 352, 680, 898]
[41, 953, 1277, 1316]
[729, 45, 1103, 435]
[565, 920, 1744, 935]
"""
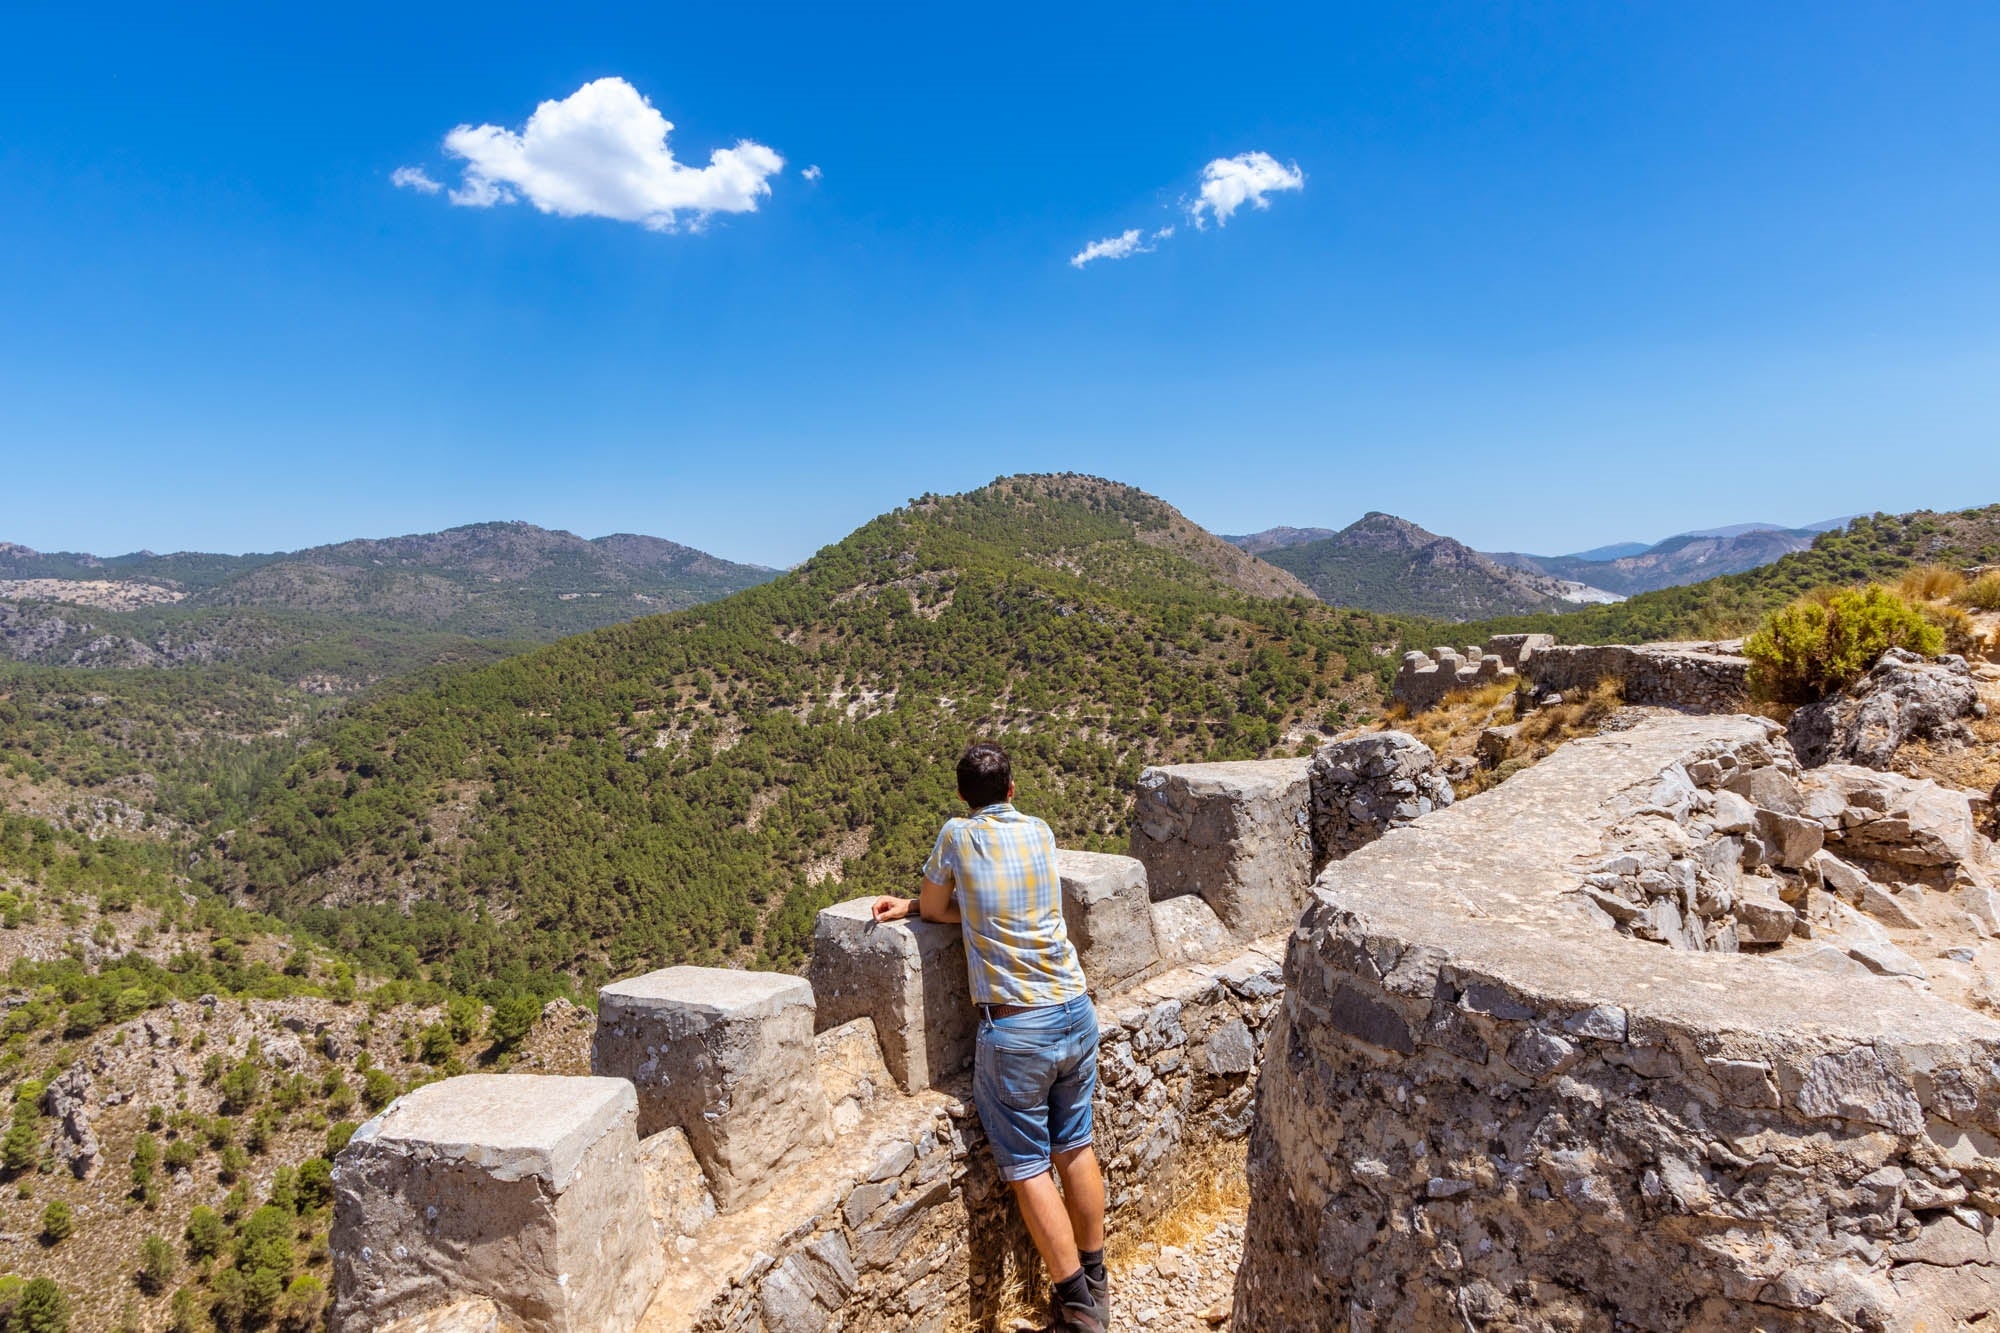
[390, 165, 442, 195]
[1070, 228, 1151, 268]
[1188, 151, 1304, 228]
[802, 164, 822, 182]
[401, 77, 784, 232]
[1069, 151, 1300, 268]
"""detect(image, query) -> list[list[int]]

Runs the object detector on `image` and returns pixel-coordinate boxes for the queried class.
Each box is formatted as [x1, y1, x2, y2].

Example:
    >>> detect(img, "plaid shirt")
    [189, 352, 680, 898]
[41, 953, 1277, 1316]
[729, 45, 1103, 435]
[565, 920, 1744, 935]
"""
[923, 803, 1087, 1007]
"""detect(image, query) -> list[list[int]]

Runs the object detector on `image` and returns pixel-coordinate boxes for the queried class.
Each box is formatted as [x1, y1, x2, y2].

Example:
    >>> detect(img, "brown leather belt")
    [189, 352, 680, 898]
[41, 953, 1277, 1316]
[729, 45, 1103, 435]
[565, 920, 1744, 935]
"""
[980, 1002, 1040, 1019]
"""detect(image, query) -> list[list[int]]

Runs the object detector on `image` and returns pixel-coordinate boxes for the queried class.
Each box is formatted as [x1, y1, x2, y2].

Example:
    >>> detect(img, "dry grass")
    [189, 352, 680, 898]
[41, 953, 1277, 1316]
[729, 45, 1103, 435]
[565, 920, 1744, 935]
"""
[1900, 564, 1968, 602]
[1959, 572, 2000, 613]
[1105, 1139, 1251, 1270]
[1392, 679, 1521, 760]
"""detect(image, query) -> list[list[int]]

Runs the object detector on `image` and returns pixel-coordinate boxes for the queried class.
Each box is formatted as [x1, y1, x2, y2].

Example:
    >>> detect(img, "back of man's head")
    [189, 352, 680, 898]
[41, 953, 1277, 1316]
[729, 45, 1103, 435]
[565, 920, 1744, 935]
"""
[957, 742, 1011, 808]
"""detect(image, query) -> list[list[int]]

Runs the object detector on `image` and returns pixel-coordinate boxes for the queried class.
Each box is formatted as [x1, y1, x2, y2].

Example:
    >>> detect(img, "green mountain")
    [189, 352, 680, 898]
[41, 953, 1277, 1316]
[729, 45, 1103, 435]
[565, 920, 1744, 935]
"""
[0, 522, 775, 682]
[1258, 513, 1615, 619]
[222, 475, 1402, 988]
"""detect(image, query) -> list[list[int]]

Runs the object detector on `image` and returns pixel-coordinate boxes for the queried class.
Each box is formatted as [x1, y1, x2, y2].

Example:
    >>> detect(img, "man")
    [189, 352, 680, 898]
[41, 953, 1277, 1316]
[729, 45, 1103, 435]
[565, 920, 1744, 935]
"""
[873, 741, 1109, 1332]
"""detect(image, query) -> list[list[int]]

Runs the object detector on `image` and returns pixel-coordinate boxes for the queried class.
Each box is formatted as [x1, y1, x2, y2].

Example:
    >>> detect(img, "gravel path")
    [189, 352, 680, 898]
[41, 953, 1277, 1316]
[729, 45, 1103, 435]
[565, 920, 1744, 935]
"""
[1104, 1209, 1243, 1331]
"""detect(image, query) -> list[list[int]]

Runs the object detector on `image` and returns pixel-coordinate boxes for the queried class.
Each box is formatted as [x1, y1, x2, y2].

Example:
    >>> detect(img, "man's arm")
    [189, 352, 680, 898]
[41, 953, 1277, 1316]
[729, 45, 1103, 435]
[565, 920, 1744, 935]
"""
[870, 878, 961, 925]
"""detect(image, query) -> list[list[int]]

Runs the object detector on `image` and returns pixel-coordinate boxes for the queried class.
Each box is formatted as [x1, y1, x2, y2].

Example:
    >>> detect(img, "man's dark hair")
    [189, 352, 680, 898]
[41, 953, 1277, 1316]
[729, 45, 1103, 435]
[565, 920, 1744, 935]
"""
[956, 742, 1011, 808]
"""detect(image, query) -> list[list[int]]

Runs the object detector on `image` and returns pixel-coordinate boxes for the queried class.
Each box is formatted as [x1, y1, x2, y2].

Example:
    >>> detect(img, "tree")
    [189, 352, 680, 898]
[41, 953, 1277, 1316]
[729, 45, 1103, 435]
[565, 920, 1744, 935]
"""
[140, 1232, 178, 1293]
[39, 1199, 73, 1243]
[184, 1205, 228, 1262]
[12, 1277, 70, 1333]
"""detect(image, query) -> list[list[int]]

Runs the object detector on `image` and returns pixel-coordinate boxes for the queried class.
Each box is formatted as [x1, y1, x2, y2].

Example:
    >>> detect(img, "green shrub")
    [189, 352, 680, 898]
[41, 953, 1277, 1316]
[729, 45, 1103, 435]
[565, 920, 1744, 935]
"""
[184, 1205, 227, 1262]
[324, 1121, 359, 1157]
[39, 1200, 72, 1243]
[1746, 585, 1944, 704]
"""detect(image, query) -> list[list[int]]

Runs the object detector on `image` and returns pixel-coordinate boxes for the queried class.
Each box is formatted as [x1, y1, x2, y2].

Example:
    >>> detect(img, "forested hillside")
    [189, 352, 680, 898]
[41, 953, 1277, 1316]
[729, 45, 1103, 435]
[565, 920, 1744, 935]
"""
[0, 522, 775, 687]
[224, 476, 1406, 988]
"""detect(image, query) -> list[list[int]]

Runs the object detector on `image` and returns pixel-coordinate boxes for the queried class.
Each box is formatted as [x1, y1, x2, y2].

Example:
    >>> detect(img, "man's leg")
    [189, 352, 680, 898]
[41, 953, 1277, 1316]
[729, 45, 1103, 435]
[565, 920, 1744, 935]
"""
[1052, 1143, 1105, 1252]
[1009, 1169, 1081, 1280]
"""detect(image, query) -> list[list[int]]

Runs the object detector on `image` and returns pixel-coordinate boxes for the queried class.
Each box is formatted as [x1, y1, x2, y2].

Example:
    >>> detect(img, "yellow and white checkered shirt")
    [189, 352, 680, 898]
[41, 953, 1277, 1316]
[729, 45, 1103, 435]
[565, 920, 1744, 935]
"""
[923, 803, 1087, 1007]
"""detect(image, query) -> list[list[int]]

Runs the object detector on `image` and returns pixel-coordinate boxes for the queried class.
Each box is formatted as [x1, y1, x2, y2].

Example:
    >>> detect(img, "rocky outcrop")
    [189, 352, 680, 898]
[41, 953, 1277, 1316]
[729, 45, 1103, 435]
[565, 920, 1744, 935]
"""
[1309, 732, 1453, 867]
[39, 1065, 99, 1180]
[1789, 648, 1984, 768]
[1234, 712, 2000, 1331]
[1128, 759, 1313, 936]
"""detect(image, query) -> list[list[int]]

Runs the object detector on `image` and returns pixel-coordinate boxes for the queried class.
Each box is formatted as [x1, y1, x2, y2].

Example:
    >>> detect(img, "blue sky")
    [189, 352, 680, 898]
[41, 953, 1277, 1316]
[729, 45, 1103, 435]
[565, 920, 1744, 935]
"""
[3, 2, 1997, 567]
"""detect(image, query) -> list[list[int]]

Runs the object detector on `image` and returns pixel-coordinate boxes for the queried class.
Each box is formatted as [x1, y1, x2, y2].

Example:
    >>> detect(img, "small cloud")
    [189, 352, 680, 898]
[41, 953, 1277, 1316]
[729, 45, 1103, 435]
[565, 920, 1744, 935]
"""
[1070, 228, 1150, 268]
[1188, 151, 1304, 228]
[1152, 225, 1175, 240]
[413, 77, 784, 231]
[391, 165, 442, 195]
[802, 164, 822, 181]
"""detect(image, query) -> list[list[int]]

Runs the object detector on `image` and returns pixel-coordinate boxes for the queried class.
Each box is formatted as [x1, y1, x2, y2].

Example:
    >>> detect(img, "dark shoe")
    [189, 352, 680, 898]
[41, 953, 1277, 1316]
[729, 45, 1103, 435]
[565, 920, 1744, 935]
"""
[1084, 1270, 1109, 1329]
[1053, 1298, 1105, 1333]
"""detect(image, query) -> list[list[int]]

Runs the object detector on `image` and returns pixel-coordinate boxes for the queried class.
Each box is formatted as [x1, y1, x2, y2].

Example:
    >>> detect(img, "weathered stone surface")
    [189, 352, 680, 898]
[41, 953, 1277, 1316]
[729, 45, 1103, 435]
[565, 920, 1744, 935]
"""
[1148, 893, 1234, 968]
[1309, 731, 1453, 866]
[1791, 648, 1982, 769]
[1055, 849, 1160, 988]
[1129, 758, 1312, 936]
[332, 1076, 663, 1333]
[808, 899, 974, 1094]
[40, 1064, 99, 1180]
[1815, 765, 1979, 869]
[637, 1127, 715, 1241]
[1524, 641, 1751, 713]
[1233, 713, 2000, 1333]
[594, 966, 829, 1211]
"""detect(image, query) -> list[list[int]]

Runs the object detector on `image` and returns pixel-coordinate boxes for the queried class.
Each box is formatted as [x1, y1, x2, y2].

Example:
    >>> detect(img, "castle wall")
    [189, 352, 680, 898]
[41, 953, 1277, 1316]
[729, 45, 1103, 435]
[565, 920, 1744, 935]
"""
[1232, 713, 2000, 1331]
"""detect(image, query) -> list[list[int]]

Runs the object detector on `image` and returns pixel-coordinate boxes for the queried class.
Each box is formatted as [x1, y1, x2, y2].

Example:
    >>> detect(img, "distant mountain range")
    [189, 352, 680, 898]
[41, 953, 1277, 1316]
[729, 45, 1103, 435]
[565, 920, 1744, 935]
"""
[0, 521, 775, 679]
[1227, 515, 1857, 616]
[1239, 513, 1622, 619]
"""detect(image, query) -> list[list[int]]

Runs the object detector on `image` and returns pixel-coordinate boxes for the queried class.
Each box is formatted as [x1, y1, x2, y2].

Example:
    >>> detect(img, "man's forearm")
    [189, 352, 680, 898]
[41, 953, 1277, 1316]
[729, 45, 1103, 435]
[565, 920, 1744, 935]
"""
[919, 877, 962, 924]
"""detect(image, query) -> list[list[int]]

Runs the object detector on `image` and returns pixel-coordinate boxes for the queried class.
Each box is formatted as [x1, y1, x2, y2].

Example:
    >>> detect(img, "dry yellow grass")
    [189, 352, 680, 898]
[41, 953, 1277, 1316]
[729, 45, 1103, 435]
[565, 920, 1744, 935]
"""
[1958, 571, 2000, 613]
[1105, 1139, 1250, 1269]
[1900, 564, 1968, 602]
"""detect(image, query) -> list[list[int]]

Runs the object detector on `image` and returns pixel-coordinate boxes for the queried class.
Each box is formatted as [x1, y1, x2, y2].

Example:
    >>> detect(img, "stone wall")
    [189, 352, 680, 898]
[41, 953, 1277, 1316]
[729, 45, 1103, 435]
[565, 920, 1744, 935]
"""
[332, 759, 1312, 1333]
[1232, 712, 2000, 1331]
[1391, 634, 1554, 714]
[1523, 640, 1751, 713]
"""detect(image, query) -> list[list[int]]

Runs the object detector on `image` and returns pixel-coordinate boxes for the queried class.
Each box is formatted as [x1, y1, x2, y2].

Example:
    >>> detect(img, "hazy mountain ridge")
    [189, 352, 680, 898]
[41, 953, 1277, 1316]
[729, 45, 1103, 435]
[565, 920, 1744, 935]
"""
[1486, 525, 1832, 595]
[0, 522, 776, 679]
[1252, 513, 1617, 620]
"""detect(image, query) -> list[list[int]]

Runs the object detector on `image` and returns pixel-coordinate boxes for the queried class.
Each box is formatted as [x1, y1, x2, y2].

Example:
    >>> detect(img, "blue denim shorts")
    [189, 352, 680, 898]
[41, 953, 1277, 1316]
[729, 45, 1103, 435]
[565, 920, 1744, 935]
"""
[973, 993, 1099, 1183]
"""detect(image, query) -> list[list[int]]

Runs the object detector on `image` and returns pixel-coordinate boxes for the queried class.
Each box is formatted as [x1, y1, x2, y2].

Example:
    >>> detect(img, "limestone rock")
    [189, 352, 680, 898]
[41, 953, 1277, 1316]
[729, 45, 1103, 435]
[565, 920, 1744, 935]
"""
[1790, 648, 1981, 769]
[1149, 894, 1234, 968]
[593, 966, 830, 1212]
[1056, 849, 1160, 988]
[1130, 758, 1313, 936]
[808, 899, 974, 1094]
[40, 1064, 99, 1180]
[1309, 732, 1453, 866]
[331, 1075, 663, 1333]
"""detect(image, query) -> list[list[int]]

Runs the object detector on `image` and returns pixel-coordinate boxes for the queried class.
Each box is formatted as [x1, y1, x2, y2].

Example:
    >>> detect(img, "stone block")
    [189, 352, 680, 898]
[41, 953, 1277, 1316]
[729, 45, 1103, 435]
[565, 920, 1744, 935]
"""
[594, 966, 829, 1212]
[808, 898, 975, 1094]
[1057, 849, 1160, 989]
[1129, 758, 1313, 937]
[331, 1075, 662, 1333]
[1149, 893, 1234, 968]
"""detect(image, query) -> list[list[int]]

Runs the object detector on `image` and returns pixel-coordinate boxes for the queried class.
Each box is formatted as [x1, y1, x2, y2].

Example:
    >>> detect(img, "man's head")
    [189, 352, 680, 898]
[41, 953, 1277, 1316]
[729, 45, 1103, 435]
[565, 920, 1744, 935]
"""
[956, 741, 1012, 809]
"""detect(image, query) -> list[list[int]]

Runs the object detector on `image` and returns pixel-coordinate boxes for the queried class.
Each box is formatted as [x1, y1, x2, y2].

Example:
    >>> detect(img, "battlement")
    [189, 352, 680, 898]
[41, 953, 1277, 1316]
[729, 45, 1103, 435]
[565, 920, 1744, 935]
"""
[330, 750, 1394, 1332]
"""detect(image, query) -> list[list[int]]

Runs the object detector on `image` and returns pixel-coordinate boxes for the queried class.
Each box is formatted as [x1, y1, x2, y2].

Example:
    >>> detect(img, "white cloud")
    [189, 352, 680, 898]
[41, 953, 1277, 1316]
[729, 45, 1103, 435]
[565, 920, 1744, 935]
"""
[391, 165, 442, 195]
[430, 77, 784, 231]
[1152, 225, 1175, 240]
[802, 164, 822, 181]
[1069, 228, 1150, 268]
[1188, 151, 1304, 228]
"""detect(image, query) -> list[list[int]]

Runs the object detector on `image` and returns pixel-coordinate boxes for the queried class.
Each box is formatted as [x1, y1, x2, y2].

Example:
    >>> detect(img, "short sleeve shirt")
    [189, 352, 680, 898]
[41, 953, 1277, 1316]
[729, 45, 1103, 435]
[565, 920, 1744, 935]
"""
[923, 803, 1087, 1007]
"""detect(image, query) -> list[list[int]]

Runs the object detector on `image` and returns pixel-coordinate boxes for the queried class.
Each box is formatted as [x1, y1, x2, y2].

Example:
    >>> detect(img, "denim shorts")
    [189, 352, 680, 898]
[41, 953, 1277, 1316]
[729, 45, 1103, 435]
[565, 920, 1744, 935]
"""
[972, 993, 1099, 1183]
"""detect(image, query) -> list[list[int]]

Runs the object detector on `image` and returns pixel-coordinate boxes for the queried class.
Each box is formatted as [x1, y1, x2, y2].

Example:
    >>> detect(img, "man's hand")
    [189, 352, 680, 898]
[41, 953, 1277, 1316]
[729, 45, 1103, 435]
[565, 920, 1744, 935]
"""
[871, 896, 913, 924]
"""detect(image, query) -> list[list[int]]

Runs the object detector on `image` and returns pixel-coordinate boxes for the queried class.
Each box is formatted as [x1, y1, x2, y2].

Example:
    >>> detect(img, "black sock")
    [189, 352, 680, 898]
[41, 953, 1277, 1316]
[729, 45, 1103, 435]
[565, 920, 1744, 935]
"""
[1079, 1247, 1106, 1283]
[1054, 1268, 1094, 1310]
